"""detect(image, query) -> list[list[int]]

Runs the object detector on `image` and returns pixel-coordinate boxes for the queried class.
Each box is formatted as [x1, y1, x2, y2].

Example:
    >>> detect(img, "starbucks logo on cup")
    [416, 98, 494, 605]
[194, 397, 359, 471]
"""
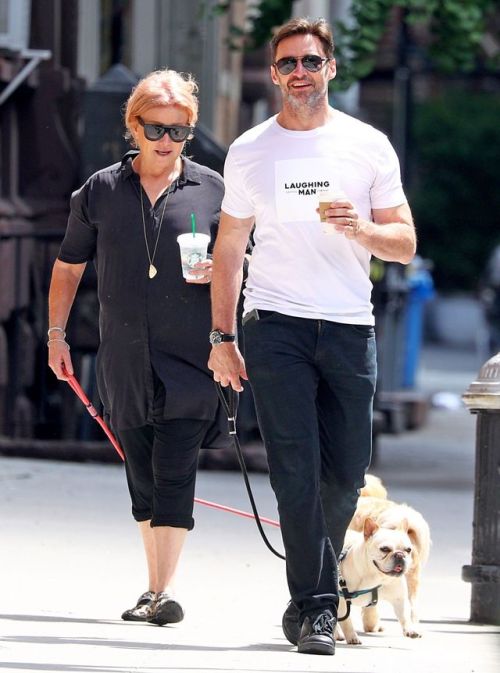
[187, 252, 203, 267]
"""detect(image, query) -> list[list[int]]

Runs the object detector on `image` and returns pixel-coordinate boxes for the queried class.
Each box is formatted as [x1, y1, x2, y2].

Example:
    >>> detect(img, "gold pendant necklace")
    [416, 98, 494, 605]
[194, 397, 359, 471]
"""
[140, 183, 172, 279]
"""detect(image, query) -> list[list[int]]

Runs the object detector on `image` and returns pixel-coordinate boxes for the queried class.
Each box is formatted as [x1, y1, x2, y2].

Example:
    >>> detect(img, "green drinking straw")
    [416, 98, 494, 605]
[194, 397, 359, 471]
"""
[191, 212, 196, 237]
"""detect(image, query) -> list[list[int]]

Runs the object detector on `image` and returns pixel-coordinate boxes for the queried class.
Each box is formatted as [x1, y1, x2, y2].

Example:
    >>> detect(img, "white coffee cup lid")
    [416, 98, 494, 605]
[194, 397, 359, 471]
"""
[177, 233, 210, 244]
[319, 190, 346, 202]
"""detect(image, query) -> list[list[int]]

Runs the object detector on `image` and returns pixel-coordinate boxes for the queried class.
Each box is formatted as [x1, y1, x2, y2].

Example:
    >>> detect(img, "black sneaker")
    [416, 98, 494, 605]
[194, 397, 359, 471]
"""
[297, 609, 335, 655]
[147, 592, 185, 626]
[282, 601, 300, 645]
[121, 591, 157, 621]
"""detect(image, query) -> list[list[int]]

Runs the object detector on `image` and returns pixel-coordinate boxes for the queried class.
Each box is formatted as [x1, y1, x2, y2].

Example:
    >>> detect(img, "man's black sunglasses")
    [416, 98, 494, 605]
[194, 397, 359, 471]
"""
[138, 117, 194, 142]
[273, 54, 331, 76]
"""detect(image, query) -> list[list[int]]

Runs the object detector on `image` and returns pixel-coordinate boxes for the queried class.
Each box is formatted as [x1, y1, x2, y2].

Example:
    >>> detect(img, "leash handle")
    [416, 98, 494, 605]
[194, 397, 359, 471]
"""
[216, 382, 285, 561]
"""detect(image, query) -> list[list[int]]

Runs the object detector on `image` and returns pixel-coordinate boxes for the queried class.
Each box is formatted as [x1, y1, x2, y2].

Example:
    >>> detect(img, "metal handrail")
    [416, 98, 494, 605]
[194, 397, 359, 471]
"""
[0, 49, 52, 106]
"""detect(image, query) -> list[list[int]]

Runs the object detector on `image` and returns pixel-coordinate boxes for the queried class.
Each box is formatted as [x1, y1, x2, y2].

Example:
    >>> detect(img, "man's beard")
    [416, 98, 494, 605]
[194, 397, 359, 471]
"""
[283, 83, 325, 114]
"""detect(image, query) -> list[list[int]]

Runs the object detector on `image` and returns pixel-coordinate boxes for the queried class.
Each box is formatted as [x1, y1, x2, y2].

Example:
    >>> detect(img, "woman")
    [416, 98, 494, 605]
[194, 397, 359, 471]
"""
[48, 69, 232, 625]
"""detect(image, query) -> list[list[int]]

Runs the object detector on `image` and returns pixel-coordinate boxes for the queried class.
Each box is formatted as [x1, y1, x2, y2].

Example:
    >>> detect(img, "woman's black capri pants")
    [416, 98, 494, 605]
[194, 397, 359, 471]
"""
[115, 374, 210, 530]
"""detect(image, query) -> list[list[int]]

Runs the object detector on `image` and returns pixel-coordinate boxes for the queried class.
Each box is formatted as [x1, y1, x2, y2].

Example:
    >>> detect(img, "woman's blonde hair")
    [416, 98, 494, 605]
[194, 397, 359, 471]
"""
[124, 69, 199, 145]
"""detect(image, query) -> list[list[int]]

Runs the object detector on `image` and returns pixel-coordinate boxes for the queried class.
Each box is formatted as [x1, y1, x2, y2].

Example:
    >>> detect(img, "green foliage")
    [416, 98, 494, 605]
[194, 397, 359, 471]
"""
[334, 0, 498, 89]
[245, 0, 295, 49]
[426, 0, 497, 73]
[334, 0, 395, 89]
[410, 93, 500, 291]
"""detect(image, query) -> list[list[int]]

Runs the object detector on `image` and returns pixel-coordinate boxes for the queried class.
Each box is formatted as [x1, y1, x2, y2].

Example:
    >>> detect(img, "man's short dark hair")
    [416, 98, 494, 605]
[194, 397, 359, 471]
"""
[270, 17, 335, 62]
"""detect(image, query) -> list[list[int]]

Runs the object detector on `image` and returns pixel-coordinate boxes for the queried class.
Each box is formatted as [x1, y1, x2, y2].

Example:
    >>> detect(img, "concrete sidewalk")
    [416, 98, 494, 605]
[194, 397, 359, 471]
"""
[0, 415, 499, 671]
[0, 343, 499, 672]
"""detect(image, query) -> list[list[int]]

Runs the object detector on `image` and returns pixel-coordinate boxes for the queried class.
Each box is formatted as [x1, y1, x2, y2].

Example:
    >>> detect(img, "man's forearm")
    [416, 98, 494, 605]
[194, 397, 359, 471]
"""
[211, 256, 243, 333]
[352, 202, 416, 265]
[211, 214, 252, 333]
[355, 220, 416, 265]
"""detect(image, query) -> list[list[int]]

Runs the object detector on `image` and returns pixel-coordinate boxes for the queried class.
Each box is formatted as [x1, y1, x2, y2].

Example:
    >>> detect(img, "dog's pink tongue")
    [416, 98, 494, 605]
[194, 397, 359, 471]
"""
[395, 564, 403, 573]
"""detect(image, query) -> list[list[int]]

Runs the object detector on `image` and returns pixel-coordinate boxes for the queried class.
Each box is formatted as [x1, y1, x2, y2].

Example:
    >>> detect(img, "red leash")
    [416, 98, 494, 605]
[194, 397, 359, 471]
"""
[64, 372, 280, 529]
[66, 373, 125, 461]
[193, 497, 280, 528]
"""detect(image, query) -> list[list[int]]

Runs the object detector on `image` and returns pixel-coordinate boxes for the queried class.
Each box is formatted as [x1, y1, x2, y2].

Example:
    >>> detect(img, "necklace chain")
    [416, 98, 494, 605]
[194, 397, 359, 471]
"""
[140, 183, 172, 279]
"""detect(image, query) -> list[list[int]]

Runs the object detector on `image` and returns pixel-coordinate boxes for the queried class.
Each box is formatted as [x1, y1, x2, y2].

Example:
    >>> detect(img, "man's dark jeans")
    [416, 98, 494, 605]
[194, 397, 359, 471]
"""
[243, 311, 377, 619]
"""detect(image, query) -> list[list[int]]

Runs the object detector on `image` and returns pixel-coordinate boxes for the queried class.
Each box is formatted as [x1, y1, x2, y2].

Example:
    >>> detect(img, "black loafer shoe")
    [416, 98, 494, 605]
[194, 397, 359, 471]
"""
[297, 610, 335, 655]
[147, 592, 184, 626]
[121, 591, 157, 621]
[282, 601, 300, 645]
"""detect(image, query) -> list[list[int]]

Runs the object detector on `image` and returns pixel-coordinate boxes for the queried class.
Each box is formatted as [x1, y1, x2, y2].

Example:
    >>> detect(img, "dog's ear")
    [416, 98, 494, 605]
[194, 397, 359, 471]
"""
[363, 517, 379, 539]
[398, 517, 410, 532]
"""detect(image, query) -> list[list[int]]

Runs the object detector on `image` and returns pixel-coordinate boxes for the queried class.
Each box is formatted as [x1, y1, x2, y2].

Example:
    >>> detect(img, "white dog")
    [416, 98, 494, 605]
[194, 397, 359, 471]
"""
[336, 517, 425, 644]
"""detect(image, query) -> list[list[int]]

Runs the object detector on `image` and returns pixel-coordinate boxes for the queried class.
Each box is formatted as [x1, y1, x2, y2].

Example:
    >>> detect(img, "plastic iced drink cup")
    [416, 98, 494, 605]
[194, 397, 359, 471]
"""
[177, 233, 210, 280]
[319, 191, 346, 234]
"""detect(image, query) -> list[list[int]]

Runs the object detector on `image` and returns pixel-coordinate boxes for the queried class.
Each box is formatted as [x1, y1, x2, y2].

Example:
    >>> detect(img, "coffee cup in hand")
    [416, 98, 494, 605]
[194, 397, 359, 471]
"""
[318, 191, 346, 234]
[177, 233, 210, 280]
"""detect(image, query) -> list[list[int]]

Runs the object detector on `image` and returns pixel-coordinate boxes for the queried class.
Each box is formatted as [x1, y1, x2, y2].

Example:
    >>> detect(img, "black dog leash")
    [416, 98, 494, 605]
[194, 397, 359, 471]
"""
[217, 387, 383, 622]
[215, 382, 285, 560]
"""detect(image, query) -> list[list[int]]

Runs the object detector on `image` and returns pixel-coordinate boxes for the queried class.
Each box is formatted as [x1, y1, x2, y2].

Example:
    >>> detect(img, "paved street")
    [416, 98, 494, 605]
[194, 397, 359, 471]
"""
[0, 345, 499, 672]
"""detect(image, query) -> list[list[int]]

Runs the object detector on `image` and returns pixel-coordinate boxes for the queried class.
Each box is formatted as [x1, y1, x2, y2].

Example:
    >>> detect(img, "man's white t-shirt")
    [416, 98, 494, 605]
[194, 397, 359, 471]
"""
[222, 111, 407, 325]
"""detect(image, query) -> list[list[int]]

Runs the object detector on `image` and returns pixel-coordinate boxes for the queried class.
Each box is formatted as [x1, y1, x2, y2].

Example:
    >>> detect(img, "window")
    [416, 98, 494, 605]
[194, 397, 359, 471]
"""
[0, 0, 31, 51]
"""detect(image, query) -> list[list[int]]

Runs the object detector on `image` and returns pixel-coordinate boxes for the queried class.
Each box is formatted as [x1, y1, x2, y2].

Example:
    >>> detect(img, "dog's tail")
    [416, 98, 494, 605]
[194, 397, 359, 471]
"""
[359, 474, 388, 500]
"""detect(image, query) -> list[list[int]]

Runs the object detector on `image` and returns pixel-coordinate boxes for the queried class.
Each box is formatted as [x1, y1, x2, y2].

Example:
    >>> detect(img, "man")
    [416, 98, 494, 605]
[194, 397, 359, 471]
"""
[208, 17, 416, 656]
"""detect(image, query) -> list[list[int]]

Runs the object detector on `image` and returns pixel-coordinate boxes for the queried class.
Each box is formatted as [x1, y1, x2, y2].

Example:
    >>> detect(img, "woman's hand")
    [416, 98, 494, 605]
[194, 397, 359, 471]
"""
[186, 258, 213, 284]
[48, 339, 74, 380]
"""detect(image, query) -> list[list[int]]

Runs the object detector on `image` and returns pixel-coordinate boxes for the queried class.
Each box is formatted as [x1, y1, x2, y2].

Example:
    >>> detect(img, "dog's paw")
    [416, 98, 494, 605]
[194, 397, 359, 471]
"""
[404, 628, 422, 639]
[346, 634, 363, 645]
[336, 623, 362, 644]
[364, 623, 384, 633]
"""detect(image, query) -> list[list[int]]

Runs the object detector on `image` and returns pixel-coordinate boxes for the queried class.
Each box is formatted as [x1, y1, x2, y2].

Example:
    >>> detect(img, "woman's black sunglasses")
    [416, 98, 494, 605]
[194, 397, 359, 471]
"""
[138, 117, 194, 142]
[273, 54, 331, 76]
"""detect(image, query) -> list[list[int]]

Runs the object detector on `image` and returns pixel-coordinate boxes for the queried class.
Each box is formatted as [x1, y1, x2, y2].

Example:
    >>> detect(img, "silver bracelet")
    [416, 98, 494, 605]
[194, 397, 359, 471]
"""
[47, 338, 70, 350]
[47, 326, 66, 338]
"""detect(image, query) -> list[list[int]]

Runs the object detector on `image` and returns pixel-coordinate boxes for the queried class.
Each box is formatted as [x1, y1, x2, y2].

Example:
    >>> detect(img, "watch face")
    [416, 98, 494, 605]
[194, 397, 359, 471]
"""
[209, 330, 222, 345]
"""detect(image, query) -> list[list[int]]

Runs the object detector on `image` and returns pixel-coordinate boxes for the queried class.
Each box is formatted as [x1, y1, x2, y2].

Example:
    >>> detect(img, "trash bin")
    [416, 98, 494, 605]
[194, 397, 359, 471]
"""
[372, 261, 409, 393]
[402, 256, 435, 388]
[370, 261, 409, 441]
[371, 259, 432, 441]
